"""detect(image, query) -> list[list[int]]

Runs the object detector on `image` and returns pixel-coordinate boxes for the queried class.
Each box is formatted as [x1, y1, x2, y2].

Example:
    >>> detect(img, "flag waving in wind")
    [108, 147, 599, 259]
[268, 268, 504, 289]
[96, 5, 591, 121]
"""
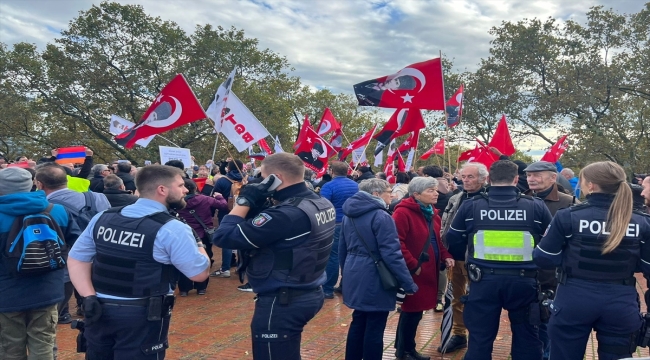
[487, 115, 515, 156]
[446, 84, 464, 128]
[316, 108, 341, 136]
[339, 125, 377, 161]
[373, 109, 425, 155]
[273, 135, 285, 153]
[540, 135, 568, 163]
[207, 68, 237, 133]
[294, 127, 336, 176]
[420, 139, 445, 160]
[354, 58, 445, 110]
[293, 115, 312, 149]
[115, 74, 207, 148]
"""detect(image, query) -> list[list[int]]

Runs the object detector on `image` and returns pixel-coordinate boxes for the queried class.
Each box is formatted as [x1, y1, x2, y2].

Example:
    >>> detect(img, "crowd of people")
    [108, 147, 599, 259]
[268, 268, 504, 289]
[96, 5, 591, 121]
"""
[0, 149, 649, 360]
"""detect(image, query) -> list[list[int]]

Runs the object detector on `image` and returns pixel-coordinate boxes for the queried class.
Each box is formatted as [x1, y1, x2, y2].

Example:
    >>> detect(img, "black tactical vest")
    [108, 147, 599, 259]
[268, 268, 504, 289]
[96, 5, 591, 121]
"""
[247, 196, 335, 291]
[91, 207, 176, 297]
[563, 204, 643, 282]
[467, 194, 538, 265]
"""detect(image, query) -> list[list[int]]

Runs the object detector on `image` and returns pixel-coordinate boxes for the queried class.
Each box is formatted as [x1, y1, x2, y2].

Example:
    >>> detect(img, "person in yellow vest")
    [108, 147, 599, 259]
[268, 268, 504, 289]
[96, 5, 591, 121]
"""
[446, 160, 553, 360]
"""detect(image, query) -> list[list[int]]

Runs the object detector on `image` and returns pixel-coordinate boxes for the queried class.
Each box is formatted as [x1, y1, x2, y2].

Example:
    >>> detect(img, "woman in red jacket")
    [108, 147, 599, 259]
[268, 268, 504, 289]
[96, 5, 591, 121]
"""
[393, 177, 454, 360]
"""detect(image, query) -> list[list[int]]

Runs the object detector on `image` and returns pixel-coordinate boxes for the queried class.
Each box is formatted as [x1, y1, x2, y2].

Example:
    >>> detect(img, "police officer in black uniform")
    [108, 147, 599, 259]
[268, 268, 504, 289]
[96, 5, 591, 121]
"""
[214, 153, 336, 360]
[446, 160, 553, 360]
[68, 165, 211, 359]
[533, 161, 650, 360]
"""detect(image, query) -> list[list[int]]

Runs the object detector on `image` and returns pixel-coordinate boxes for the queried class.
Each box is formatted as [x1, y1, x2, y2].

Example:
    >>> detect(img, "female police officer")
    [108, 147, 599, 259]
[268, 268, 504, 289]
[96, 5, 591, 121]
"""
[533, 161, 650, 360]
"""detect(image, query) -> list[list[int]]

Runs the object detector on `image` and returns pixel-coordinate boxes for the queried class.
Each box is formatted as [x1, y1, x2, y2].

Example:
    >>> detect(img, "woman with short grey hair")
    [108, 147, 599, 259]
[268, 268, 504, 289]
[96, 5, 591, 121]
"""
[408, 177, 439, 197]
[340, 177, 417, 360]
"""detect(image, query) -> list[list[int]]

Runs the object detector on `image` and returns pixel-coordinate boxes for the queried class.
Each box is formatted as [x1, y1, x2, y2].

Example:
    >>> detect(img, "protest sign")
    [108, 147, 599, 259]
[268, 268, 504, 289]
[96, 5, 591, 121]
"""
[159, 146, 192, 169]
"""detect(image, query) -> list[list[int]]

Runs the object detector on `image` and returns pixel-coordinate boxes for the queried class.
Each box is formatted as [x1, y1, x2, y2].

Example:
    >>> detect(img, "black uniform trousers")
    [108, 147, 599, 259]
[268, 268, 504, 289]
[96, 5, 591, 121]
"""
[85, 302, 171, 360]
[548, 279, 642, 360]
[251, 288, 324, 360]
[463, 273, 542, 360]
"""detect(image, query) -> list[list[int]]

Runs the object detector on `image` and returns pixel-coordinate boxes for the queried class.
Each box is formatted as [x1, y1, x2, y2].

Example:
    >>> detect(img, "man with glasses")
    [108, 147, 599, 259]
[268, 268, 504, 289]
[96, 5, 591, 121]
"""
[89, 164, 111, 193]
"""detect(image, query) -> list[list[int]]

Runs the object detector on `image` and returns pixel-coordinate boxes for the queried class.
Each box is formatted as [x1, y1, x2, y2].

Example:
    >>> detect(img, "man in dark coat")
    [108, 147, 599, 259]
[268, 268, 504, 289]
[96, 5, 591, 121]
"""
[114, 162, 136, 193]
[89, 164, 110, 193]
[102, 174, 138, 207]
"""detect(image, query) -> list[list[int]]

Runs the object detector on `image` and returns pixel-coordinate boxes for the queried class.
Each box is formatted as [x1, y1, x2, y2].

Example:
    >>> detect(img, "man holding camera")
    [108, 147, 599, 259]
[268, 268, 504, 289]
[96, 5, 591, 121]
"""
[214, 153, 336, 360]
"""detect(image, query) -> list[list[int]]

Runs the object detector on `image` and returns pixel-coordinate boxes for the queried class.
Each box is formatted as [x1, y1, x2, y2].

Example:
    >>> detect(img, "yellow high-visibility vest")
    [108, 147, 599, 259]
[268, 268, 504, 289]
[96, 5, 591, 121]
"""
[473, 230, 534, 262]
[66, 175, 90, 193]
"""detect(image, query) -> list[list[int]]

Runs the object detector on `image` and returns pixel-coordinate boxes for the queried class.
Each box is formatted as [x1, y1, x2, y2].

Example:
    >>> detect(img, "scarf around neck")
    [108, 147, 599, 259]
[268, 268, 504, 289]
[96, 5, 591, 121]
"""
[415, 198, 434, 222]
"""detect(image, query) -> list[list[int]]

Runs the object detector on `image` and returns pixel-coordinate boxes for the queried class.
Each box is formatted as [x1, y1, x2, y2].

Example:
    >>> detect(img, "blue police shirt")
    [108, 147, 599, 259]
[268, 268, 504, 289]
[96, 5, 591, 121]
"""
[446, 186, 552, 270]
[69, 198, 209, 299]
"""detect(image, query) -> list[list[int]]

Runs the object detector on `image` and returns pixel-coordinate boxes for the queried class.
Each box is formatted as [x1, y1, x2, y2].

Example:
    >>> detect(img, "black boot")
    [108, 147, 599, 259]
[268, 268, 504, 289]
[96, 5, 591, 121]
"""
[437, 335, 467, 353]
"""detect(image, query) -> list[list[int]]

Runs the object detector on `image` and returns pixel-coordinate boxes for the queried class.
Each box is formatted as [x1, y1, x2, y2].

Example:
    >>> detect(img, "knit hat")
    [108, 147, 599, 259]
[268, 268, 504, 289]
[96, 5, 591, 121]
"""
[0, 168, 34, 195]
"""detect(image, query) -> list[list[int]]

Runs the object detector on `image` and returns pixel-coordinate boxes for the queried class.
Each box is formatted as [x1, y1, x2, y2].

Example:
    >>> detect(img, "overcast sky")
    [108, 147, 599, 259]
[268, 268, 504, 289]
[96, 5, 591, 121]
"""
[0, 0, 644, 155]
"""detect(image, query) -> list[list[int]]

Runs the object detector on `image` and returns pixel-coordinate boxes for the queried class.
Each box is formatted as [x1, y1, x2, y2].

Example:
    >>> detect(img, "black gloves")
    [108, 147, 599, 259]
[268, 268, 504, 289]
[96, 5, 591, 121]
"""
[83, 295, 103, 326]
[239, 175, 277, 209]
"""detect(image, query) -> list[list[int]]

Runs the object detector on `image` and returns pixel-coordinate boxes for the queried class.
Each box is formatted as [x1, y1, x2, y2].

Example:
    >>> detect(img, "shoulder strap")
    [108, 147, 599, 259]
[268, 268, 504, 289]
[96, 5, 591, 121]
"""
[348, 218, 381, 264]
[415, 223, 432, 270]
[42, 203, 54, 215]
[148, 211, 176, 225]
[82, 192, 94, 211]
[188, 209, 211, 231]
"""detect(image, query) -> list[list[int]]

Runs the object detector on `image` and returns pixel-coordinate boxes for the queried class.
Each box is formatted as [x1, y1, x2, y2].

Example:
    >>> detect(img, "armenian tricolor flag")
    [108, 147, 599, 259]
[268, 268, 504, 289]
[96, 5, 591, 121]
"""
[55, 146, 86, 164]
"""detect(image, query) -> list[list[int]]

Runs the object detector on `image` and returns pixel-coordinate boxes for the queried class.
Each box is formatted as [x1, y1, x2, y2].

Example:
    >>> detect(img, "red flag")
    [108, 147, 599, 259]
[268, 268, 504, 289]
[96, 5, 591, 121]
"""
[328, 128, 344, 157]
[316, 108, 341, 136]
[540, 135, 568, 163]
[373, 109, 425, 155]
[293, 115, 312, 149]
[473, 138, 499, 169]
[446, 84, 464, 128]
[487, 115, 515, 156]
[354, 58, 445, 110]
[397, 151, 406, 172]
[339, 125, 377, 161]
[294, 127, 336, 176]
[115, 74, 207, 149]
[398, 131, 420, 154]
[420, 139, 445, 160]
[457, 145, 478, 162]
[384, 161, 396, 184]
[258, 139, 272, 155]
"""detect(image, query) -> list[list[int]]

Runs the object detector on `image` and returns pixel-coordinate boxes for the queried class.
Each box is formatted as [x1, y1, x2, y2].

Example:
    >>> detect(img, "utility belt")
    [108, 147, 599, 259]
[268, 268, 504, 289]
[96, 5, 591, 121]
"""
[556, 269, 636, 286]
[257, 286, 322, 305]
[98, 295, 175, 321]
[467, 263, 537, 282]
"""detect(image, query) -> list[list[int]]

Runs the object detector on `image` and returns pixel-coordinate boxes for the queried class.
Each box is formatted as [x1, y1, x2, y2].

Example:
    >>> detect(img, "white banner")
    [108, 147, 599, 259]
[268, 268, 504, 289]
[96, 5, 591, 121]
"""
[352, 148, 367, 164]
[206, 91, 270, 152]
[207, 68, 236, 134]
[274, 135, 285, 153]
[109, 115, 155, 147]
[374, 147, 383, 167]
[159, 146, 192, 169]
[405, 149, 415, 171]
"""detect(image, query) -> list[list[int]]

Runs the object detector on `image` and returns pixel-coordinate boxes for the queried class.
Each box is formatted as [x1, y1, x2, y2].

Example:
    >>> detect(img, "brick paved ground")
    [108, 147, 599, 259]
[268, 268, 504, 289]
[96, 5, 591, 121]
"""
[56, 253, 650, 360]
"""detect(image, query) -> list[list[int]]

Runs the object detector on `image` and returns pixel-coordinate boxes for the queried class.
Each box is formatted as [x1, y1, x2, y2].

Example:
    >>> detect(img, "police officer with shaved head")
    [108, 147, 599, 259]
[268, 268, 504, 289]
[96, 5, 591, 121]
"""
[446, 160, 553, 360]
[67, 165, 210, 359]
[214, 153, 336, 360]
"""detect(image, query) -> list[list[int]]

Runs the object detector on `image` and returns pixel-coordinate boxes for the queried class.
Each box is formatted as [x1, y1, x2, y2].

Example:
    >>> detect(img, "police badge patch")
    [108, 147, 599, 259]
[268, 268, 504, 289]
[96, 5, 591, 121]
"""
[252, 213, 272, 227]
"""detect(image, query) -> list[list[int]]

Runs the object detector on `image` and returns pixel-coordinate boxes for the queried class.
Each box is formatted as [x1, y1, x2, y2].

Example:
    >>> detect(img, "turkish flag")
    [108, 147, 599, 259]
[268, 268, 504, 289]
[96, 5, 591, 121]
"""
[115, 74, 207, 149]
[458, 145, 478, 162]
[354, 58, 445, 110]
[294, 127, 336, 176]
[384, 161, 396, 184]
[420, 139, 445, 160]
[487, 115, 516, 156]
[258, 139, 272, 155]
[339, 125, 377, 161]
[397, 151, 406, 172]
[293, 115, 312, 149]
[446, 84, 464, 128]
[473, 138, 499, 169]
[316, 108, 341, 136]
[328, 128, 344, 157]
[540, 135, 568, 163]
[398, 131, 420, 155]
[373, 109, 425, 155]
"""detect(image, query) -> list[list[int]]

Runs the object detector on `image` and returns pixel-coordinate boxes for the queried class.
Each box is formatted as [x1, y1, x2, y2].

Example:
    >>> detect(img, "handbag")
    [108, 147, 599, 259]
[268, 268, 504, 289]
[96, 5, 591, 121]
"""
[349, 218, 399, 291]
[189, 209, 216, 244]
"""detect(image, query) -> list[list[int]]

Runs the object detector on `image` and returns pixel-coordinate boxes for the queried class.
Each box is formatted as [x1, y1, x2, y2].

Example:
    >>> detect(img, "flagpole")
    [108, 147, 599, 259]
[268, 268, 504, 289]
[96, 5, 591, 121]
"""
[439, 50, 450, 172]
[455, 83, 465, 171]
[157, 135, 182, 148]
[211, 133, 220, 162]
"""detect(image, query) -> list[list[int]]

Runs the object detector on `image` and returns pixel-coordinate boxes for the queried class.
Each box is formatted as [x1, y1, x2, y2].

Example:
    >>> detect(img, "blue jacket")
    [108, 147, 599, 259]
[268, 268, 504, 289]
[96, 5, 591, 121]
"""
[339, 191, 417, 312]
[321, 176, 359, 223]
[0, 191, 80, 312]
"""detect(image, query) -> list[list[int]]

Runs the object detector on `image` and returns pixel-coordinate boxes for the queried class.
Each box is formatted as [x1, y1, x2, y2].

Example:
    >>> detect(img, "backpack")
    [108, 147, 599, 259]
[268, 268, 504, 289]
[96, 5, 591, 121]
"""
[3, 204, 67, 276]
[50, 192, 98, 231]
[227, 178, 244, 210]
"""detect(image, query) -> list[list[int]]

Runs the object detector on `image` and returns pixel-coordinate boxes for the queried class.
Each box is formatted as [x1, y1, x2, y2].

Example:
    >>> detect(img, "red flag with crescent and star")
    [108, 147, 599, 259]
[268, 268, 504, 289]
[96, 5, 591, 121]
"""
[316, 108, 341, 137]
[354, 58, 445, 110]
[398, 131, 420, 155]
[474, 138, 500, 168]
[446, 84, 464, 128]
[540, 135, 568, 163]
[338, 125, 377, 161]
[373, 109, 425, 155]
[420, 139, 445, 160]
[294, 127, 336, 176]
[293, 115, 312, 150]
[328, 128, 344, 157]
[115, 74, 207, 149]
[487, 115, 516, 156]
[458, 144, 478, 162]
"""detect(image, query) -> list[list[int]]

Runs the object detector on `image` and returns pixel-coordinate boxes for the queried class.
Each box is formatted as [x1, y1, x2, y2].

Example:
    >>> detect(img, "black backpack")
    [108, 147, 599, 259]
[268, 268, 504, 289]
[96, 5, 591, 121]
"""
[3, 204, 67, 276]
[50, 192, 99, 231]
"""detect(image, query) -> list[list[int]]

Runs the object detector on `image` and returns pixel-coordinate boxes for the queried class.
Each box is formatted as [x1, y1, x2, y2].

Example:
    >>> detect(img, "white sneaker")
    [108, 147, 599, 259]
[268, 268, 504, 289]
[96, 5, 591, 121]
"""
[210, 270, 231, 278]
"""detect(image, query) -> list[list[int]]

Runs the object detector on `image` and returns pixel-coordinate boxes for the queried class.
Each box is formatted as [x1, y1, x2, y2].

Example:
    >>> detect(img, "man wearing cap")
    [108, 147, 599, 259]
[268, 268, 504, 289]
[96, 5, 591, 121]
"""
[0, 168, 80, 360]
[523, 160, 578, 360]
